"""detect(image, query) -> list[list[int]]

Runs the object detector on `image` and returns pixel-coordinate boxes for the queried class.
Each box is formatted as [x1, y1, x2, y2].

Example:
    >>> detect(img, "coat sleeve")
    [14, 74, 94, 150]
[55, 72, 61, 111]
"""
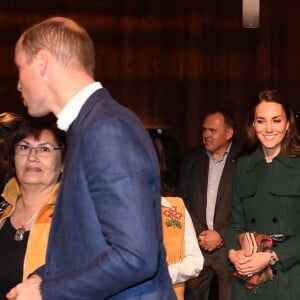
[225, 162, 247, 251]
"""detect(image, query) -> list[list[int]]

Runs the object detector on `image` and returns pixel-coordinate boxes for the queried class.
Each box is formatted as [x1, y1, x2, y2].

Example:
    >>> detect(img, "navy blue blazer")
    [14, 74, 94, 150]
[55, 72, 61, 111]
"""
[36, 88, 175, 299]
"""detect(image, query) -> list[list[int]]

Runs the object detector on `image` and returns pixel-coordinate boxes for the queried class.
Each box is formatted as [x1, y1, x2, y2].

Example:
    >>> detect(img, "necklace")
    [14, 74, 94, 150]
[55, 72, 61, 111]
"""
[14, 210, 39, 242]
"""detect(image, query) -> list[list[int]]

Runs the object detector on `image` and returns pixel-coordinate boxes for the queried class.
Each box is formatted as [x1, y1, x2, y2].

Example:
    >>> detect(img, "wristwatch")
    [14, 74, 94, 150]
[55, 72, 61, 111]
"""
[269, 251, 277, 265]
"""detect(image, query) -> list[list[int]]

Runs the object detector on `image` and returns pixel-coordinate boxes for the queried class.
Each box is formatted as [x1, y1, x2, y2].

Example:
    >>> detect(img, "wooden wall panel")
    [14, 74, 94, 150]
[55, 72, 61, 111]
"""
[0, 0, 300, 149]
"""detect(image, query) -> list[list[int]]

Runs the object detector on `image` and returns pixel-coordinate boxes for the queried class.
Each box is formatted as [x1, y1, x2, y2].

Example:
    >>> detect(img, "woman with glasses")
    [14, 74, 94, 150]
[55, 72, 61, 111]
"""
[0, 115, 66, 299]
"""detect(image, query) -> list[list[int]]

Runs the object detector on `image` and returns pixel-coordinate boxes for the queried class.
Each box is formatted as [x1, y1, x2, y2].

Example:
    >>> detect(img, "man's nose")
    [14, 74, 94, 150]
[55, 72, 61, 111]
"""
[202, 129, 210, 137]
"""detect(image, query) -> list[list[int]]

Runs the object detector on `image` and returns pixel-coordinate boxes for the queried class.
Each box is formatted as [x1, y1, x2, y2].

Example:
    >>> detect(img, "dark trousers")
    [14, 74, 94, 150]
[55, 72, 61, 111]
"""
[184, 249, 232, 300]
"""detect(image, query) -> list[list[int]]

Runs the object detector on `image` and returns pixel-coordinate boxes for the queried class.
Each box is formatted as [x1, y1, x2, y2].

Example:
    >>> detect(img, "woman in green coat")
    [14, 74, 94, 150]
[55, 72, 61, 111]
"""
[226, 89, 300, 300]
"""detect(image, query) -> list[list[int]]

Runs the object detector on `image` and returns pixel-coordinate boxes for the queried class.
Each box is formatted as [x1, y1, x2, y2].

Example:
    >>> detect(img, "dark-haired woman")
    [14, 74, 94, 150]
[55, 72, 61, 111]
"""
[226, 90, 300, 299]
[0, 116, 66, 299]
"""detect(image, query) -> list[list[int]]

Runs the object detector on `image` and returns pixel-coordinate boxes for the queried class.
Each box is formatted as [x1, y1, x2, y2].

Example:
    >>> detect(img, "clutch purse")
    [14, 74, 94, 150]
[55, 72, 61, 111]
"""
[240, 232, 258, 254]
[234, 232, 274, 293]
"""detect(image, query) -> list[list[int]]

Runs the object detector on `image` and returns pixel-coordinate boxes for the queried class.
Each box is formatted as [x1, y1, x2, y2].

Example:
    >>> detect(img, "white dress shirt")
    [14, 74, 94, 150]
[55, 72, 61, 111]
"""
[206, 143, 231, 229]
[57, 82, 103, 131]
[161, 197, 204, 284]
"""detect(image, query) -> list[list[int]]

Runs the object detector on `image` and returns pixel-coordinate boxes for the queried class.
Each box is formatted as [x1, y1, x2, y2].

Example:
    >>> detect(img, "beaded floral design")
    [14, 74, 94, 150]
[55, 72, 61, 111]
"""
[163, 206, 182, 229]
[0, 199, 9, 216]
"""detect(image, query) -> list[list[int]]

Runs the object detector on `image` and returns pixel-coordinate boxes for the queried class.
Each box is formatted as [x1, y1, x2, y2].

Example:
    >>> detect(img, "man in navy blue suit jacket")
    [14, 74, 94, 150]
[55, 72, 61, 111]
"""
[9, 16, 175, 300]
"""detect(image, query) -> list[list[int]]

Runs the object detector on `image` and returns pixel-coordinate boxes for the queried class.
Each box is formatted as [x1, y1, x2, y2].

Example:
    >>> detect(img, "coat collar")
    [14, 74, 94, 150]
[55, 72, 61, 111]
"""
[244, 146, 297, 172]
[1, 177, 59, 206]
[1, 177, 20, 205]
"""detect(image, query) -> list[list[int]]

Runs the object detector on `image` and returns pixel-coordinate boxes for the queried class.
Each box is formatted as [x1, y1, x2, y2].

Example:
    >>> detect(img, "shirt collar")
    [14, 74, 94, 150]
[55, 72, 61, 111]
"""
[57, 82, 102, 131]
[206, 142, 232, 162]
[161, 196, 172, 208]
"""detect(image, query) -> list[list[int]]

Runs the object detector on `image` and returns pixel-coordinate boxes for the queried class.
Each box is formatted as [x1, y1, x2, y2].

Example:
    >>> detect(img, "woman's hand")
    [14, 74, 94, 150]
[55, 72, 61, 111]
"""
[229, 249, 270, 276]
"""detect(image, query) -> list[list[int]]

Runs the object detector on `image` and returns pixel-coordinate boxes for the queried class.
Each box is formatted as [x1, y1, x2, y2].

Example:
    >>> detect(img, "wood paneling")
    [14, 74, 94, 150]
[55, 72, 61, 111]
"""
[0, 0, 300, 149]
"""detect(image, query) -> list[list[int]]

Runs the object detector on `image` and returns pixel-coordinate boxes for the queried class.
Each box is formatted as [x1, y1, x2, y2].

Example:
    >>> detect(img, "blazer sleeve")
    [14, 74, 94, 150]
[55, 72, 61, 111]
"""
[39, 117, 163, 299]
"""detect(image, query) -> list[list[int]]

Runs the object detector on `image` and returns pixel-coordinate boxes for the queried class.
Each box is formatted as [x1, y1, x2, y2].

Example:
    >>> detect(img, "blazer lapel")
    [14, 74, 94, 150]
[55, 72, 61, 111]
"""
[215, 143, 240, 205]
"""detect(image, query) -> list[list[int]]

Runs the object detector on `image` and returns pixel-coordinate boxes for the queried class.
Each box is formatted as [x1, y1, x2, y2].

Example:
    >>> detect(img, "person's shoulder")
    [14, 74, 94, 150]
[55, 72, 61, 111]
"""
[180, 145, 206, 169]
[229, 139, 244, 157]
[278, 152, 300, 168]
[87, 88, 143, 125]
[80, 88, 144, 132]
[235, 148, 264, 171]
[183, 145, 205, 160]
[83, 88, 120, 115]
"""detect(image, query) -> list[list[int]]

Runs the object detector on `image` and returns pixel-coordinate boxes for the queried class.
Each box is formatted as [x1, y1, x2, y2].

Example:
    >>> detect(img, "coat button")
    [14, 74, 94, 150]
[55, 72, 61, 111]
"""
[250, 218, 256, 223]
[272, 217, 278, 223]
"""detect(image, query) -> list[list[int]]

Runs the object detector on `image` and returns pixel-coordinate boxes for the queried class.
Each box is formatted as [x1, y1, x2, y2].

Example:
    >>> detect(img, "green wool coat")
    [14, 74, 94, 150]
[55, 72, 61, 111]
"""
[226, 147, 300, 300]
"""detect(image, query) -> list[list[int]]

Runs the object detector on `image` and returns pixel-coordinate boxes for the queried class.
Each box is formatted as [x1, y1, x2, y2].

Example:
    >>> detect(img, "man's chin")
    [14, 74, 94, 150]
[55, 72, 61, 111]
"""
[204, 145, 214, 152]
[27, 109, 49, 118]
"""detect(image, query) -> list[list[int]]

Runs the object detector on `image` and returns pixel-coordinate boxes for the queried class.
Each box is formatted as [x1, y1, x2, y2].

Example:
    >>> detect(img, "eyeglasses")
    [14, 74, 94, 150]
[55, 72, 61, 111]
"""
[15, 144, 61, 158]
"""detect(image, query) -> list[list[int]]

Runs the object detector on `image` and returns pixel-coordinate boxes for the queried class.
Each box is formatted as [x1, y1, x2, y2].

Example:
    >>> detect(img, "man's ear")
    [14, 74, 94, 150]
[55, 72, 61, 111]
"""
[226, 127, 234, 140]
[35, 49, 48, 76]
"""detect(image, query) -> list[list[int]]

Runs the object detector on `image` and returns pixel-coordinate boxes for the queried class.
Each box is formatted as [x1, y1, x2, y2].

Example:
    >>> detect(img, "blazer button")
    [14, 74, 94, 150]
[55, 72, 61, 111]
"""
[250, 218, 256, 223]
[272, 217, 278, 223]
